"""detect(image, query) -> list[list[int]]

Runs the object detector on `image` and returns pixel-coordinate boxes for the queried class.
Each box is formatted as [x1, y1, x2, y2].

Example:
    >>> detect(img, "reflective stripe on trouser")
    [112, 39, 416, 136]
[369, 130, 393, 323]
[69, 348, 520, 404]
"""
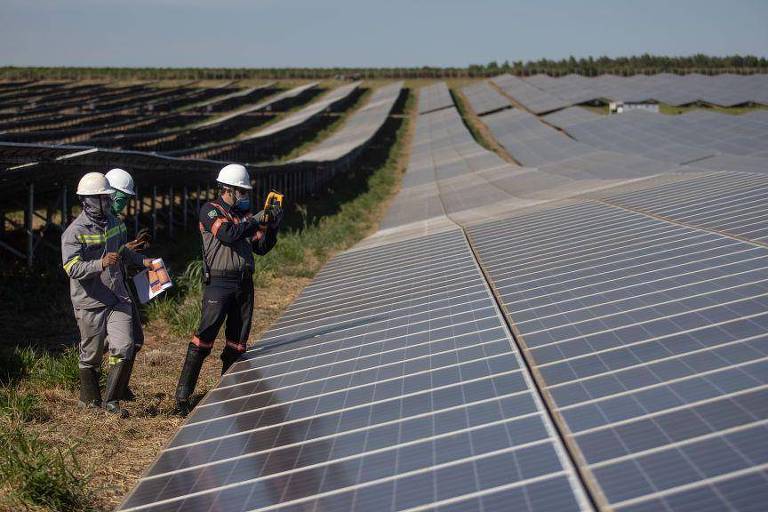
[193, 278, 253, 353]
[75, 302, 135, 370]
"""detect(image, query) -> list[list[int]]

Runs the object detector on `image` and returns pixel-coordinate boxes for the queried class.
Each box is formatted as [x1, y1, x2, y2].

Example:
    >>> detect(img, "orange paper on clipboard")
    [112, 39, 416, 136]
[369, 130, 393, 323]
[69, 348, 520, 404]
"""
[133, 258, 173, 303]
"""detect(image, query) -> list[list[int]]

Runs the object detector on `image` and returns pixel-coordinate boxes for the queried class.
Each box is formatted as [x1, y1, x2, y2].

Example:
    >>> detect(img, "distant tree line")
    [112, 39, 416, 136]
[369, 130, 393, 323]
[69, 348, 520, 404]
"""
[1, 54, 766, 81]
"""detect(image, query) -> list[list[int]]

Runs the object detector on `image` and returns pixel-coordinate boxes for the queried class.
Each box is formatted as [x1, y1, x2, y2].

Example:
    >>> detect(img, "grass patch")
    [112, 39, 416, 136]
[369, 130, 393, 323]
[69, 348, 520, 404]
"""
[0, 345, 80, 391]
[0, 421, 92, 512]
[0, 345, 89, 511]
[0, 388, 45, 423]
[149, 89, 414, 337]
[451, 87, 517, 164]
[580, 104, 609, 115]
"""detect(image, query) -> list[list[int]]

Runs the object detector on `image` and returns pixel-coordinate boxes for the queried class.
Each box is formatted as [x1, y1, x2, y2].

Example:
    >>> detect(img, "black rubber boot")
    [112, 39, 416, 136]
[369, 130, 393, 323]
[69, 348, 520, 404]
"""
[104, 360, 130, 418]
[78, 368, 102, 409]
[220, 346, 242, 375]
[119, 359, 136, 401]
[175, 343, 209, 416]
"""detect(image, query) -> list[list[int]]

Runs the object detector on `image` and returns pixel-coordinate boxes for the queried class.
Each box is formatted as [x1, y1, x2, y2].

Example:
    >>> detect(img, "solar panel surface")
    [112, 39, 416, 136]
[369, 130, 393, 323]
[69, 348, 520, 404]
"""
[118, 80, 768, 511]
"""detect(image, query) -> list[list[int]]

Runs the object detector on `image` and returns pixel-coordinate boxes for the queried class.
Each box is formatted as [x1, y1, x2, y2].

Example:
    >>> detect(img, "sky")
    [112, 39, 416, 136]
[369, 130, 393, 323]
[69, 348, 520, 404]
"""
[1, 0, 766, 68]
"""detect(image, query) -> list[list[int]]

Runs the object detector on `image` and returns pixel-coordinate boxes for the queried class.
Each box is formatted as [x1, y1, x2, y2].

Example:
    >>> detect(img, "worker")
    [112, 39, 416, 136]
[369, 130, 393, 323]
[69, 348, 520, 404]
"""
[105, 168, 152, 401]
[175, 164, 282, 416]
[61, 172, 154, 418]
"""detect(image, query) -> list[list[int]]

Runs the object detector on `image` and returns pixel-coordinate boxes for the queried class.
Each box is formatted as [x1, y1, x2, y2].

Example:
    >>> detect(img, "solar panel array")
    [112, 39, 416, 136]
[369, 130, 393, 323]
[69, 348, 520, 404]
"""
[96, 77, 768, 510]
[561, 110, 768, 165]
[179, 82, 361, 161]
[491, 75, 572, 114]
[417, 82, 454, 115]
[117, 83, 594, 512]
[460, 82, 511, 116]
[541, 107, 600, 129]
[526, 73, 768, 108]
[0, 82, 403, 217]
[289, 81, 403, 163]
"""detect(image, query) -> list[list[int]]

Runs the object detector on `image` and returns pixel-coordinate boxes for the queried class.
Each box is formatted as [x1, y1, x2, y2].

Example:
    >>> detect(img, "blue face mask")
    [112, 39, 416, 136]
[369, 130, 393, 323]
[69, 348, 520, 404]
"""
[235, 197, 250, 211]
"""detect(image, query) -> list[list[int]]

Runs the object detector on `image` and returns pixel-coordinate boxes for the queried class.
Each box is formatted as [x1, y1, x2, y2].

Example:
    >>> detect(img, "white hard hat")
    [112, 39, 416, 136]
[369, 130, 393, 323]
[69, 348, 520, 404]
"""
[105, 168, 136, 196]
[76, 172, 115, 196]
[216, 164, 252, 190]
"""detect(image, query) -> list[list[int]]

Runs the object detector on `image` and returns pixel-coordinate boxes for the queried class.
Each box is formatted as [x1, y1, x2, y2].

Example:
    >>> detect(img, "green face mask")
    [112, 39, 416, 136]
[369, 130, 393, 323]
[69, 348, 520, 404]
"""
[111, 191, 130, 215]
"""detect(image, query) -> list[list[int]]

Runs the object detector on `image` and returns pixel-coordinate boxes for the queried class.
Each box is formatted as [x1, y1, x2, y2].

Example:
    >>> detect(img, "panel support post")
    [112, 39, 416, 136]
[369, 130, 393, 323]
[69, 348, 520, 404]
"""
[151, 185, 157, 241]
[183, 185, 188, 229]
[61, 185, 68, 229]
[26, 183, 34, 268]
[168, 186, 174, 238]
[134, 186, 140, 235]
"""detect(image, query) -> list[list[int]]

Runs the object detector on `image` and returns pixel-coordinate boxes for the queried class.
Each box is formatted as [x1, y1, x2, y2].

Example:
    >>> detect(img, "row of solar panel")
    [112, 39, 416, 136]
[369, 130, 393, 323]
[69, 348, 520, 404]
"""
[119, 81, 768, 511]
[493, 73, 768, 112]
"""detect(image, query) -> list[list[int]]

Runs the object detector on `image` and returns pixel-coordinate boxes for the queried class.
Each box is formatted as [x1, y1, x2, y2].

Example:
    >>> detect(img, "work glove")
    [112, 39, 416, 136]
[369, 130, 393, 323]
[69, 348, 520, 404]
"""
[126, 227, 152, 252]
[268, 205, 284, 229]
[251, 210, 267, 225]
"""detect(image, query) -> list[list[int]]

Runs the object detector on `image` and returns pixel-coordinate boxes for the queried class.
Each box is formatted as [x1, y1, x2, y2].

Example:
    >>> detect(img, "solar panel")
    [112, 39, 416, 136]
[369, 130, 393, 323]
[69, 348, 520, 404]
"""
[418, 83, 454, 115]
[490, 75, 571, 115]
[466, 201, 768, 511]
[117, 78, 768, 511]
[603, 171, 768, 243]
[541, 107, 600, 129]
[289, 82, 403, 163]
[526, 73, 768, 108]
[118, 227, 590, 511]
[562, 110, 768, 164]
[177, 82, 361, 160]
[460, 82, 511, 116]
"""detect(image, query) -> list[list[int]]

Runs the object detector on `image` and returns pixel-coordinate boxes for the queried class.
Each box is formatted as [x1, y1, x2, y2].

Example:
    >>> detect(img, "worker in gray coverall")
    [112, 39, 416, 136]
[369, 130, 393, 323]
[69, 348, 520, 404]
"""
[61, 172, 154, 418]
[104, 168, 152, 401]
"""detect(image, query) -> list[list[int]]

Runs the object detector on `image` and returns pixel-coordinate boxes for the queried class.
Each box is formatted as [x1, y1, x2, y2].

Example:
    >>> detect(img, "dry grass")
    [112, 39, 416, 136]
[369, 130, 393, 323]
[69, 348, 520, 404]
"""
[451, 87, 518, 165]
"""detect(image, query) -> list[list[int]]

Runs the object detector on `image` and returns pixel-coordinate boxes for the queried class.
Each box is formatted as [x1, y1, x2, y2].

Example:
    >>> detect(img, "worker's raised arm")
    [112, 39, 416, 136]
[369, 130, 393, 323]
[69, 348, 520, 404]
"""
[199, 203, 251, 244]
[61, 227, 103, 279]
[252, 208, 281, 255]
[120, 244, 150, 268]
[253, 226, 278, 255]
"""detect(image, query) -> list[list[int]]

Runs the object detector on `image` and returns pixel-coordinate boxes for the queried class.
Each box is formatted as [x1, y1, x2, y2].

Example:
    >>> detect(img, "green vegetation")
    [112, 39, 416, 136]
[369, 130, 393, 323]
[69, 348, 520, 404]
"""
[148, 91, 414, 336]
[0, 345, 92, 511]
[452, 90, 494, 152]
[2, 54, 766, 80]
[0, 423, 92, 512]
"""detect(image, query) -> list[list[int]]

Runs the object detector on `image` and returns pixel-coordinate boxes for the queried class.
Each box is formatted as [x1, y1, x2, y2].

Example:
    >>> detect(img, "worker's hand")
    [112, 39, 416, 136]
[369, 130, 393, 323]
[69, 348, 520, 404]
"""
[251, 210, 268, 225]
[136, 227, 152, 245]
[101, 252, 120, 268]
[142, 259, 154, 269]
[125, 239, 142, 251]
[268, 206, 284, 229]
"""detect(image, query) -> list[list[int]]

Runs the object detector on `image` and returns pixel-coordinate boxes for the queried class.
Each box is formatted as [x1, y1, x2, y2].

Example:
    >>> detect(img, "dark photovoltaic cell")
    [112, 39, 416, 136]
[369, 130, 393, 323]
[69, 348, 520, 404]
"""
[467, 201, 768, 511]
[525, 73, 768, 108]
[541, 107, 600, 129]
[460, 82, 512, 116]
[603, 172, 768, 243]
[562, 110, 768, 164]
[119, 79, 768, 511]
[117, 88, 590, 509]
[491, 74, 571, 114]
[418, 82, 455, 115]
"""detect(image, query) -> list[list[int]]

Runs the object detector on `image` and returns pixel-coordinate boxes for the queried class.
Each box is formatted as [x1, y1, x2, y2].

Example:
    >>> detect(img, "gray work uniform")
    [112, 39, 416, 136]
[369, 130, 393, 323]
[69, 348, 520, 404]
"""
[61, 211, 145, 370]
